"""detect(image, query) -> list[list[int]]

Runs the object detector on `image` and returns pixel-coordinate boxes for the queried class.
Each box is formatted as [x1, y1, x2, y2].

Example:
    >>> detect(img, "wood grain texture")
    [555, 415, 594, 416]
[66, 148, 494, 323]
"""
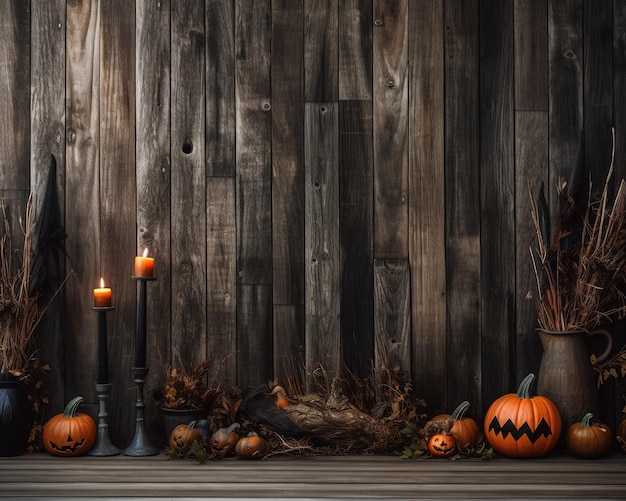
[339, 100, 374, 377]
[64, 0, 101, 406]
[30, 0, 67, 419]
[237, 284, 272, 388]
[135, 0, 172, 446]
[271, 0, 305, 305]
[548, 0, 582, 193]
[514, 0, 548, 111]
[207, 176, 237, 385]
[443, 0, 481, 411]
[273, 304, 305, 388]
[373, 259, 411, 377]
[408, 0, 446, 414]
[235, 0, 272, 285]
[479, 0, 515, 408]
[615, 2, 626, 181]
[1, 453, 626, 499]
[339, 0, 373, 100]
[305, 102, 341, 389]
[373, 0, 408, 259]
[171, 0, 207, 365]
[0, 0, 30, 191]
[305, 0, 338, 102]
[206, 0, 235, 177]
[515, 111, 548, 383]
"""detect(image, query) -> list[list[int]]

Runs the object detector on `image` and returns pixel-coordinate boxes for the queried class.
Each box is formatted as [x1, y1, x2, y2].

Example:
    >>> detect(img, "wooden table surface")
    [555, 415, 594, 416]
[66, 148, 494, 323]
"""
[1, 451, 625, 500]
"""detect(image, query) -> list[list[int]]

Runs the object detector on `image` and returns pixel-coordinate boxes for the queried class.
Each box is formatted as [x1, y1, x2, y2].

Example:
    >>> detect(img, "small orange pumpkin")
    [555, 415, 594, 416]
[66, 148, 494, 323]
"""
[566, 413, 613, 459]
[210, 422, 240, 458]
[43, 396, 96, 457]
[235, 431, 269, 459]
[434, 401, 480, 448]
[169, 420, 202, 454]
[484, 373, 561, 458]
[428, 431, 456, 458]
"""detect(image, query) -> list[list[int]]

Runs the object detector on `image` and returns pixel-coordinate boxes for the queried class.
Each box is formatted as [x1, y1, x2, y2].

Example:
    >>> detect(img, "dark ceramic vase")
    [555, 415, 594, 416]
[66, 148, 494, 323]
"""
[0, 373, 33, 456]
[160, 407, 206, 445]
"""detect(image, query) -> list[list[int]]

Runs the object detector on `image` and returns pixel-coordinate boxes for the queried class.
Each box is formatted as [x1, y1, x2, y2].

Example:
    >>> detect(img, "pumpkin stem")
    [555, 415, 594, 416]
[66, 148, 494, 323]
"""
[450, 401, 470, 421]
[581, 412, 594, 427]
[227, 422, 241, 433]
[63, 396, 84, 418]
[516, 373, 536, 399]
[188, 420, 197, 429]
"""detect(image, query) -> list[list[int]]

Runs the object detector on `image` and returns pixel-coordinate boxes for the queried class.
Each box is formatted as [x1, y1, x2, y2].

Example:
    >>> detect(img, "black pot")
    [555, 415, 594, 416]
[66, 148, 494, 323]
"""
[0, 373, 33, 456]
[160, 407, 206, 446]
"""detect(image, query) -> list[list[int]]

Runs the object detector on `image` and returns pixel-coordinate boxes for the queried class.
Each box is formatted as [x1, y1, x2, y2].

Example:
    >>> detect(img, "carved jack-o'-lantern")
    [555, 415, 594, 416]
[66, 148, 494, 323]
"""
[210, 423, 240, 458]
[43, 396, 96, 457]
[428, 432, 456, 458]
[484, 373, 561, 458]
[169, 420, 202, 454]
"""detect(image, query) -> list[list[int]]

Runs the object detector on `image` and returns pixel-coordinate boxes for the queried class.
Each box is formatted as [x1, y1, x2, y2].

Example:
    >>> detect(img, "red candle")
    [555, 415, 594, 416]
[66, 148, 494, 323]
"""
[93, 278, 112, 307]
[134, 248, 154, 277]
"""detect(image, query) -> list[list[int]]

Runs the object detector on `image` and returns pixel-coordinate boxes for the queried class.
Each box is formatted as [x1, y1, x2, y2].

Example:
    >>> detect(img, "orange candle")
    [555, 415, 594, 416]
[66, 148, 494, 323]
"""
[93, 278, 112, 307]
[134, 248, 154, 277]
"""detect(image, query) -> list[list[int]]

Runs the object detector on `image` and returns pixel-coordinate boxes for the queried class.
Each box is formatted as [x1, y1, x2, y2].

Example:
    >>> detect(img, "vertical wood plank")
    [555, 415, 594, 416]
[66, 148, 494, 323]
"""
[235, 0, 272, 285]
[373, 0, 408, 258]
[338, 0, 373, 100]
[304, 0, 338, 101]
[305, 102, 341, 389]
[271, 0, 305, 305]
[65, 0, 100, 406]
[373, 259, 411, 377]
[171, 0, 206, 365]
[30, 0, 67, 418]
[615, 2, 626, 181]
[339, 100, 374, 376]
[206, 0, 235, 177]
[479, 0, 515, 408]
[583, 1, 613, 193]
[548, 0, 583, 192]
[207, 177, 237, 385]
[237, 284, 272, 389]
[514, 0, 548, 111]
[273, 304, 305, 389]
[444, 0, 481, 411]
[100, 0, 136, 447]
[136, 0, 172, 444]
[515, 111, 547, 383]
[408, 0, 447, 414]
[0, 0, 30, 192]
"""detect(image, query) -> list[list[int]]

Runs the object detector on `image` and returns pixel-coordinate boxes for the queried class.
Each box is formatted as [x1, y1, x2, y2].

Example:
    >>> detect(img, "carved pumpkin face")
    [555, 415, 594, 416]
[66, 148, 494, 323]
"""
[428, 432, 456, 458]
[210, 423, 240, 458]
[484, 373, 561, 458]
[43, 396, 96, 457]
[169, 421, 202, 454]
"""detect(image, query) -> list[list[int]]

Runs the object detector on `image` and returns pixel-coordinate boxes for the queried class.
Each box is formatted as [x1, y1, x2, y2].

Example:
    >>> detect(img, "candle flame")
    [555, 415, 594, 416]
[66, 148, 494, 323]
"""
[100, 277, 105, 288]
[143, 248, 149, 258]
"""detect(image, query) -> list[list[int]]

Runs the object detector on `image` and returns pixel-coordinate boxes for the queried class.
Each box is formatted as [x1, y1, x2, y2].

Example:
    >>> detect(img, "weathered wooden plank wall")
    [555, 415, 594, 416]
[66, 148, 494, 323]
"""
[1, 0, 625, 447]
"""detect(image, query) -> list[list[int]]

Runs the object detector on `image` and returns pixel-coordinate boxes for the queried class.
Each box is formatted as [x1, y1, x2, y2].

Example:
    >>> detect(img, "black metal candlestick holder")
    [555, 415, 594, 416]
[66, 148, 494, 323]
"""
[123, 276, 159, 457]
[88, 306, 120, 456]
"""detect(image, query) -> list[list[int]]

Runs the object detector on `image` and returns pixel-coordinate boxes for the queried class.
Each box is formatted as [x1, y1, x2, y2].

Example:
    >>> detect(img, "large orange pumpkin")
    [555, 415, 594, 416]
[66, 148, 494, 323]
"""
[43, 396, 96, 457]
[484, 373, 561, 458]
[566, 413, 613, 459]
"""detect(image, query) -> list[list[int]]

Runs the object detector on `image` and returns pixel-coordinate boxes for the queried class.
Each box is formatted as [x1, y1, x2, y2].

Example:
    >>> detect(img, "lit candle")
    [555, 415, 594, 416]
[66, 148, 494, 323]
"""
[94, 278, 112, 307]
[134, 248, 154, 277]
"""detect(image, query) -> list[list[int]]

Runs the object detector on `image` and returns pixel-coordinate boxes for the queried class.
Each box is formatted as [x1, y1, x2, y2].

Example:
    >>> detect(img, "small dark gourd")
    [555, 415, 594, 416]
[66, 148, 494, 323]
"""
[566, 413, 613, 459]
[428, 431, 456, 458]
[483, 373, 561, 458]
[210, 422, 240, 458]
[43, 396, 96, 457]
[235, 431, 269, 459]
[169, 420, 202, 455]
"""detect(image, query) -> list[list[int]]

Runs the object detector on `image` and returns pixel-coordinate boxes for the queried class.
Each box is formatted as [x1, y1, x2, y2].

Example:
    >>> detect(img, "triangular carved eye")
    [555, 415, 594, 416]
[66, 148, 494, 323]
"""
[67, 435, 73, 442]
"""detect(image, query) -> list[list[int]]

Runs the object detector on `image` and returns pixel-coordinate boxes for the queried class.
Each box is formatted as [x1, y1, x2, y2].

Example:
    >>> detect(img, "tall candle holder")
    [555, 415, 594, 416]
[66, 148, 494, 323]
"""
[122, 276, 159, 457]
[88, 306, 120, 456]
